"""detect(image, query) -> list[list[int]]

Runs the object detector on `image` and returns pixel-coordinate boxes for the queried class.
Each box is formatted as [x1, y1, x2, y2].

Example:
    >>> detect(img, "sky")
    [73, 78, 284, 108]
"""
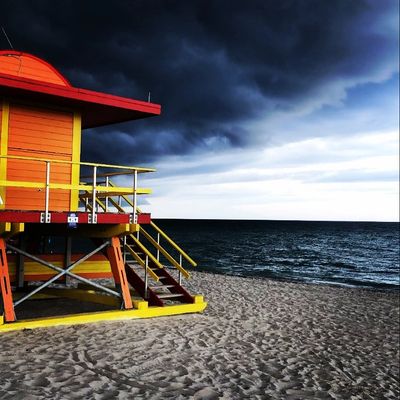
[2, 0, 399, 221]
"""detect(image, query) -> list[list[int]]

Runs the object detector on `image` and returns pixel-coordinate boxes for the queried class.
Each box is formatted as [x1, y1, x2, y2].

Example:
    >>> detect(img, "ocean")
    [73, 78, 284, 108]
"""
[153, 219, 400, 290]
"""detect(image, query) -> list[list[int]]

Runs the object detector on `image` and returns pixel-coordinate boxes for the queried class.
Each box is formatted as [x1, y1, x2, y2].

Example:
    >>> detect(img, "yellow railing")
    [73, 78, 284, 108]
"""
[0, 154, 197, 286]
[147, 222, 197, 267]
[138, 227, 191, 279]
[108, 181, 196, 280]
[1, 154, 155, 172]
[0, 154, 154, 223]
[84, 179, 197, 281]
[108, 182, 197, 267]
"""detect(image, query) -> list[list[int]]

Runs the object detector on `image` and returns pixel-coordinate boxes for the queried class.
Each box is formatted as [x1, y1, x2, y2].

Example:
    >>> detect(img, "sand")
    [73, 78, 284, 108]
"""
[0, 271, 399, 399]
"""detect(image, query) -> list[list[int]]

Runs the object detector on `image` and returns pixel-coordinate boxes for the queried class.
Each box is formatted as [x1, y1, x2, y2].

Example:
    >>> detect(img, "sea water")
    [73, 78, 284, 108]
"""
[153, 220, 400, 290]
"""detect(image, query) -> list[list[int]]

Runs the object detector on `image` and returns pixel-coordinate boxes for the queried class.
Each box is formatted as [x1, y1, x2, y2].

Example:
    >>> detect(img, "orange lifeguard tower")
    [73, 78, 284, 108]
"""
[0, 51, 206, 332]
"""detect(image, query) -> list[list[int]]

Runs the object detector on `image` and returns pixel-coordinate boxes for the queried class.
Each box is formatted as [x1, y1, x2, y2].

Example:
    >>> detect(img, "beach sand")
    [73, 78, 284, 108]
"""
[0, 271, 399, 399]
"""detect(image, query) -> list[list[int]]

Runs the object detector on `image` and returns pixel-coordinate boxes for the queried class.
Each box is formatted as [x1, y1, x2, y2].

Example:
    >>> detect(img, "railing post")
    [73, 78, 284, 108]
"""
[133, 169, 138, 224]
[156, 233, 160, 261]
[16, 234, 26, 290]
[91, 166, 97, 223]
[105, 176, 109, 212]
[178, 254, 182, 285]
[144, 255, 148, 299]
[64, 236, 72, 286]
[44, 161, 50, 223]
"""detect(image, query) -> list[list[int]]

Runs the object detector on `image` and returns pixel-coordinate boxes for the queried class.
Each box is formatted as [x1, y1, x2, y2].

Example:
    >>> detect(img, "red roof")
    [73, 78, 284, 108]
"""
[0, 51, 161, 128]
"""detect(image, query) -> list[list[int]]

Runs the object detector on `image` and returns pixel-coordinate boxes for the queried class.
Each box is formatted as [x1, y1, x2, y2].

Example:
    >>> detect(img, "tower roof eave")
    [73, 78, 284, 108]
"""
[0, 71, 161, 128]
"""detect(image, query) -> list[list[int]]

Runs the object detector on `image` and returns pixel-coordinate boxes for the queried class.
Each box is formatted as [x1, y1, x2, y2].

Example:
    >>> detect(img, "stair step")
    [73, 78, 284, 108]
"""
[149, 285, 175, 289]
[156, 293, 184, 299]
[126, 263, 141, 268]
[125, 251, 144, 256]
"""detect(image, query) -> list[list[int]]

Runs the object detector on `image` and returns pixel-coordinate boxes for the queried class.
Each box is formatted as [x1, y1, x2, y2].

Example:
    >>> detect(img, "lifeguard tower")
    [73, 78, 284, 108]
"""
[0, 50, 206, 332]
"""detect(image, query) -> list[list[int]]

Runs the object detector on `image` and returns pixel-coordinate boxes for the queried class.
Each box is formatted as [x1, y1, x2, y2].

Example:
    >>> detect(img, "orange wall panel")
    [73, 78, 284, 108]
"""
[5, 104, 74, 211]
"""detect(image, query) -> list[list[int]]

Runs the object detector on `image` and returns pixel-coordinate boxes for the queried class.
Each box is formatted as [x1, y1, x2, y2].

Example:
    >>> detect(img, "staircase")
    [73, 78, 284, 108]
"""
[79, 180, 197, 306]
[123, 234, 194, 306]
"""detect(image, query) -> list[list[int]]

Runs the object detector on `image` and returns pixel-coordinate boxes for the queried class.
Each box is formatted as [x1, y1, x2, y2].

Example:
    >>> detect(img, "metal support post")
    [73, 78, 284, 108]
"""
[63, 236, 72, 286]
[156, 233, 160, 261]
[44, 161, 51, 223]
[178, 254, 183, 285]
[91, 166, 97, 223]
[144, 255, 148, 299]
[16, 234, 26, 290]
[105, 176, 109, 212]
[133, 169, 138, 224]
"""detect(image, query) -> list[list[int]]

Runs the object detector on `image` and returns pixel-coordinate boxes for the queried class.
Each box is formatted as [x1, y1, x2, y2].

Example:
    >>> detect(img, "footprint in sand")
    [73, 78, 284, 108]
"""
[193, 387, 220, 400]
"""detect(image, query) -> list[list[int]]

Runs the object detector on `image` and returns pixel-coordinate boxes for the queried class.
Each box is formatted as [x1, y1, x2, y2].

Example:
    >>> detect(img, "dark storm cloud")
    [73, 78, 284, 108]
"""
[1, 0, 398, 164]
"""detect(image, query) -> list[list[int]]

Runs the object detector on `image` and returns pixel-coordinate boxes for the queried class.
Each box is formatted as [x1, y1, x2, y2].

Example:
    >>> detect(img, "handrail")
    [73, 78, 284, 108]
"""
[139, 227, 190, 279]
[128, 235, 164, 269]
[125, 244, 160, 282]
[108, 181, 197, 267]
[108, 197, 127, 213]
[81, 191, 107, 212]
[0, 154, 155, 173]
[86, 192, 170, 282]
[1, 154, 154, 223]
[0, 180, 151, 195]
[83, 194, 164, 280]
[91, 182, 196, 278]
[148, 222, 197, 267]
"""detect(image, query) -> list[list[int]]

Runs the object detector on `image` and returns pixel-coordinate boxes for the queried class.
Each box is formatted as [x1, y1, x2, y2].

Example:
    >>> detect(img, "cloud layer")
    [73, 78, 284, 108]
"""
[138, 130, 399, 221]
[2, 0, 398, 164]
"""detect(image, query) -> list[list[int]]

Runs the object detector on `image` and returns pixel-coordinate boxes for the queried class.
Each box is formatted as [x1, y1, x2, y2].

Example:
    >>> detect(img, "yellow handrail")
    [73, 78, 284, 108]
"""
[0, 180, 151, 195]
[0, 154, 153, 209]
[125, 244, 160, 282]
[148, 222, 197, 267]
[108, 181, 197, 267]
[0, 154, 155, 173]
[78, 178, 197, 281]
[83, 194, 164, 281]
[139, 227, 190, 279]
[128, 235, 164, 269]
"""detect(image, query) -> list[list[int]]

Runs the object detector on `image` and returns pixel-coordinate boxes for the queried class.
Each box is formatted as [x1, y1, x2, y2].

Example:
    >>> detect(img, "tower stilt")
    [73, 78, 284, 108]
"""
[0, 238, 15, 322]
[107, 237, 133, 310]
